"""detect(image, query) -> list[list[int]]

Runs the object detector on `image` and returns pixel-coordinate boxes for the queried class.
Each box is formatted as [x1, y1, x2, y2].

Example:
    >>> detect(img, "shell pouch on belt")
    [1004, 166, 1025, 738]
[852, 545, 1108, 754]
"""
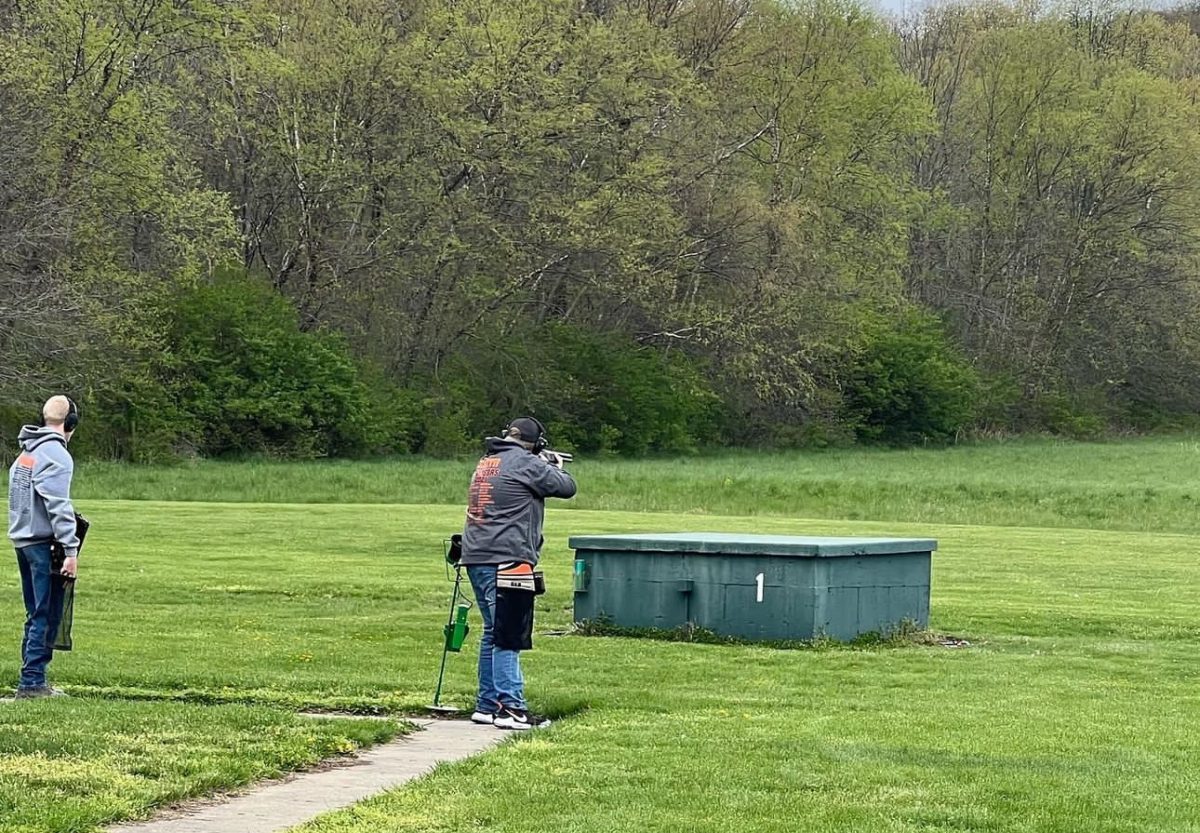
[494, 561, 546, 651]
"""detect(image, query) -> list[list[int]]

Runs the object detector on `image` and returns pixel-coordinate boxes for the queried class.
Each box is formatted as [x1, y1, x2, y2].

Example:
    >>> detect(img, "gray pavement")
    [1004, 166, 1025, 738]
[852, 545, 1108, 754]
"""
[108, 719, 506, 833]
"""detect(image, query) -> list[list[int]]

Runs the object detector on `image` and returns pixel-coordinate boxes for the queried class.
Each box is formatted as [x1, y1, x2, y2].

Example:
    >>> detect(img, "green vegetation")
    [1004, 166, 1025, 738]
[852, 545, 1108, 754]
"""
[0, 701, 401, 832]
[841, 312, 980, 445]
[0, 438, 1198, 830]
[9, 1, 1200, 457]
[90, 269, 397, 461]
[21, 435, 1200, 534]
[162, 271, 382, 458]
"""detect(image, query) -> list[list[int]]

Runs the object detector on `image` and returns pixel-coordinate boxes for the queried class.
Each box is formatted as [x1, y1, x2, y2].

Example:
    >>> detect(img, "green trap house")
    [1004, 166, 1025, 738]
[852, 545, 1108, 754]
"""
[570, 533, 936, 642]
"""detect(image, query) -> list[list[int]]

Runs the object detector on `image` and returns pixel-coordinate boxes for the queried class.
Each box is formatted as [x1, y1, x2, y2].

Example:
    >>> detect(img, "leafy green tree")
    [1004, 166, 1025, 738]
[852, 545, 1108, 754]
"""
[167, 270, 375, 457]
[841, 310, 980, 445]
[11, 0, 1200, 455]
[663, 0, 934, 441]
[900, 3, 1200, 428]
[0, 0, 237, 441]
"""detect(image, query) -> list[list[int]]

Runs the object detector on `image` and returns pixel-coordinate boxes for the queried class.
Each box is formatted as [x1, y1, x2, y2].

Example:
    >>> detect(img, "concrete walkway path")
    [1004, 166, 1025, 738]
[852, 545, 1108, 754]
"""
[109, 719, 505, 833]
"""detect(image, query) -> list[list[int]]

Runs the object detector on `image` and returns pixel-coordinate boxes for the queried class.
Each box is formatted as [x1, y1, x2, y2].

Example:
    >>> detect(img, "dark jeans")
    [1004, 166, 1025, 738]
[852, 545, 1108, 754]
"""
[15, 542, 65, 689]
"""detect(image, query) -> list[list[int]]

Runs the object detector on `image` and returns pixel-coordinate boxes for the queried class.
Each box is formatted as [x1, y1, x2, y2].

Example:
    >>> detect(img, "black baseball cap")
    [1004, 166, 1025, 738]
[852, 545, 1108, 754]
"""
[506, 416, 545, 443]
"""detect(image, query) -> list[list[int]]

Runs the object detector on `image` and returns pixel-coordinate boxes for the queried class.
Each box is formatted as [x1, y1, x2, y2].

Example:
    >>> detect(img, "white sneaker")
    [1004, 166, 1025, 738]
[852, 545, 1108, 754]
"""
[493, 706, 552, 730]
[470, 710, 497, 725]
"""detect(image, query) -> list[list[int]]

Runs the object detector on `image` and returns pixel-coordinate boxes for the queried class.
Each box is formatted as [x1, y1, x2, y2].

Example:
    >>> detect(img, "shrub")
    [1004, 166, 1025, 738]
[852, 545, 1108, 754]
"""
[419, 322, 725, 456]
[524, 323, 723, 455]
[841, 310, 979, 445]
[167, 270, 374, 457]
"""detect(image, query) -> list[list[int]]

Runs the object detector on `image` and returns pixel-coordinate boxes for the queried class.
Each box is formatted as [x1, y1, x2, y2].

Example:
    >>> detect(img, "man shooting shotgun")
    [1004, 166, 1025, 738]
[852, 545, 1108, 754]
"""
[460, 416, 576, 730]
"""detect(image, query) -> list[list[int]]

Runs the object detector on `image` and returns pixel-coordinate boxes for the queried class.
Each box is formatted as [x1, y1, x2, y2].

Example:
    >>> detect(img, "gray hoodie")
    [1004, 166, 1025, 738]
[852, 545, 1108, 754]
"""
[461, 437, 577, 567]
[8, 426, 79, 555]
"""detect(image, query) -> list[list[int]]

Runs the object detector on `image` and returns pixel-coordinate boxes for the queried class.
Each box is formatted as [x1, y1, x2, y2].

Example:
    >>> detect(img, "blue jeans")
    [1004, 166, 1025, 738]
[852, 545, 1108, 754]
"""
[15, 542, 65, 689]
[466, 565, 525, 712]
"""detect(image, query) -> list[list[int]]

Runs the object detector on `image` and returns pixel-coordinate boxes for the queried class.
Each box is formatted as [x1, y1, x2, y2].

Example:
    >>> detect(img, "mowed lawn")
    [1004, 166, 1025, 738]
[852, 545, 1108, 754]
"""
[0, 438, 1198, 831]
[64, 434, 1200, 533]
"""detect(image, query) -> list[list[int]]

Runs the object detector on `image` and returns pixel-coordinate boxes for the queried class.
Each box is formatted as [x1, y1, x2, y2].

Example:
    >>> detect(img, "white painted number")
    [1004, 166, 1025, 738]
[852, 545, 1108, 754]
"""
[755, 572, 764, 603]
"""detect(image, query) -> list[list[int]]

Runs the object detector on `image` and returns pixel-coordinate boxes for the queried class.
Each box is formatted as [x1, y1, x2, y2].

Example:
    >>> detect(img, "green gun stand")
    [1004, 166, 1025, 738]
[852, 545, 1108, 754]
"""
[428, 555, 472, 715]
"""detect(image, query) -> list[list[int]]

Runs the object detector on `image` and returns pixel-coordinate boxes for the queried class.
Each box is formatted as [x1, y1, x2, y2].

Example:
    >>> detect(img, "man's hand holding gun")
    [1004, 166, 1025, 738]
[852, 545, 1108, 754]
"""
[539, 449, 573, 469]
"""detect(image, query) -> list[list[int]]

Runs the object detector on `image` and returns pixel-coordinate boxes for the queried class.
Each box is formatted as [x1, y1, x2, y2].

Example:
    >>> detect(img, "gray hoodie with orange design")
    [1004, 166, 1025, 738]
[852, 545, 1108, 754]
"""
[7, 426, 79, 555]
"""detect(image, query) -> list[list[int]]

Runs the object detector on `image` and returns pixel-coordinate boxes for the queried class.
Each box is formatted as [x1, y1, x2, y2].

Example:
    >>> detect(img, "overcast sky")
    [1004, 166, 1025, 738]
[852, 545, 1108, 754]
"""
[866, 0, 1171, 17]
[869, 0, 916, 13]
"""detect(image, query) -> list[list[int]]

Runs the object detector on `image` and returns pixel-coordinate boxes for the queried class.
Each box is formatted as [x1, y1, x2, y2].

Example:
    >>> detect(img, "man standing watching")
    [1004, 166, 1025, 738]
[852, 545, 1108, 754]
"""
[461, 416, 576, 730]
[8, 395, 81, 698]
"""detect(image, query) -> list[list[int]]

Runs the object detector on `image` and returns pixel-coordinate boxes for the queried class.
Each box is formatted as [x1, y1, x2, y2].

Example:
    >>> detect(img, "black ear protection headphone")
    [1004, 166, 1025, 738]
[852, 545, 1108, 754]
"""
[503, 416, 548, 454]
[64, 398, 80, 433]
[39, 397, 80, 432]
[530, 417, 547, 453]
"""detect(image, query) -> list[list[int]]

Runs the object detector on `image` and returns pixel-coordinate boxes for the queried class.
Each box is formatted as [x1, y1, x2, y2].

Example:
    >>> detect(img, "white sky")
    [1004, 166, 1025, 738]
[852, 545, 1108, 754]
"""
[866, 0, 1174, 17]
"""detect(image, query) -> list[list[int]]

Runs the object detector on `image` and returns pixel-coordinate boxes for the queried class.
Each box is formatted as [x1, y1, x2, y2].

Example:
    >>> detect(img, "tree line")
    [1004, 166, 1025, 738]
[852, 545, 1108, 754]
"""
[3, 0, 1200, 460]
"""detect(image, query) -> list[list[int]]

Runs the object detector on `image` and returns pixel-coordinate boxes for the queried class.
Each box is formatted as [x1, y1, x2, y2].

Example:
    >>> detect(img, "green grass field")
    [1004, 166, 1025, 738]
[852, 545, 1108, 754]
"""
[0, 701, 398, 832]
[57, 435, 1200, 533]
[2, 438, 1200, 831]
